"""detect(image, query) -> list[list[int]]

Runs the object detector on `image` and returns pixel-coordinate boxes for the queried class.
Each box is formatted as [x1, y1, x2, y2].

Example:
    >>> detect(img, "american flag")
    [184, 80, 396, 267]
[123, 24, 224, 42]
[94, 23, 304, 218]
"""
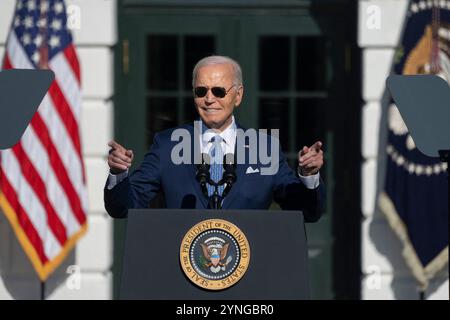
[0, 0, 88, 281]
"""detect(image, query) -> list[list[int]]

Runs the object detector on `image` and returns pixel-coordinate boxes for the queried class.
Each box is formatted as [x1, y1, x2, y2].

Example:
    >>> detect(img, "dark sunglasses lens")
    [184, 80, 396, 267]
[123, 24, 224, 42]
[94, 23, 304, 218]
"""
[211, 87, 226, 98]
[194, 87, 207, 97]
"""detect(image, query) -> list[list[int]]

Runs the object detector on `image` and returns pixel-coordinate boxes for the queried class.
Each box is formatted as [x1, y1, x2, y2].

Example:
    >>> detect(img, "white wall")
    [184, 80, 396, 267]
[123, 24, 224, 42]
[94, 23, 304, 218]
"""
[359, 0, 449, 300]
[0, 0, 116, 300]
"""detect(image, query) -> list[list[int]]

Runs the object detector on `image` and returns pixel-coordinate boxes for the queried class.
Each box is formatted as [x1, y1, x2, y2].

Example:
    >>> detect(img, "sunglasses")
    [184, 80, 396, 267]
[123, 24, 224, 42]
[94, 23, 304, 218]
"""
[193, 85, 236, 98]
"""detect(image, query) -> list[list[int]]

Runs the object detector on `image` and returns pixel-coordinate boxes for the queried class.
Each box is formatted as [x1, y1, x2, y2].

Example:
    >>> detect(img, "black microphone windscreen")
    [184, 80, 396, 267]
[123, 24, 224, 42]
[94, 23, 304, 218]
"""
[201, 153, 211, 165]
[223, 153, 235, 165]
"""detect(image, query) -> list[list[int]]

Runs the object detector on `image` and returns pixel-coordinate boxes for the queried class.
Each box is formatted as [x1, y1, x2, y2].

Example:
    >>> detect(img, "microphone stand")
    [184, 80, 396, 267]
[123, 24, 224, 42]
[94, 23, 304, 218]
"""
[196, 153, 237, 210]
[209, 153, 237, 210]
[209, 182, 223, 210]
[196, 153, 211, 200]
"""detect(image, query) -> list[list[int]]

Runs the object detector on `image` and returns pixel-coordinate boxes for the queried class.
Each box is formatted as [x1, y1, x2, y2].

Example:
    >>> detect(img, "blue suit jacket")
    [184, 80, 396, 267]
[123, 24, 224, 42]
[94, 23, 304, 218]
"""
[104, 123, 325, 222]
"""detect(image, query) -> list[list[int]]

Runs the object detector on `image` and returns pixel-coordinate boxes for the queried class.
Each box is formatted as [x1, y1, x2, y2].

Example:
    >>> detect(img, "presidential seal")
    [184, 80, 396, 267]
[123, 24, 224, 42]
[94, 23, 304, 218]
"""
[180, 219, 250, 290]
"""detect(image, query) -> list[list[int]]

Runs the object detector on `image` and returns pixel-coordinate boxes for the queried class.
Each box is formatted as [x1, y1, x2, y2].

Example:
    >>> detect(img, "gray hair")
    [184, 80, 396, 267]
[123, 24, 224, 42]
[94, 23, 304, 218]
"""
[192, 55, 243, 87]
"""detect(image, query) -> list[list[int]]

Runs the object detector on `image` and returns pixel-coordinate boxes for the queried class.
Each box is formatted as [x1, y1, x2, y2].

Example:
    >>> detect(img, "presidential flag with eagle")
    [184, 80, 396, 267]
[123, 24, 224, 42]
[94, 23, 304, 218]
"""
[379, 0, 449, 291]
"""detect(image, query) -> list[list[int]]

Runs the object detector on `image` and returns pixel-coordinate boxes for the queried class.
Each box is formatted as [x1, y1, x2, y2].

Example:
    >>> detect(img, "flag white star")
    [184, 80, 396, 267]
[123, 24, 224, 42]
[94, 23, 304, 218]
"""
[22, 33, 32, 45]
[34, 34, 43, 47]
[32, 51, 40, 64]
[433, 164, 442, 174]
[37, 18, 47, 28]
[17, 1, 23, 10]
[419, 1, 427, 10]
[396, 155, 405, 166]
[49, 35, 60, 48]
[406, 135, 416, 150]
[411, 3, 419, 12]
[386, 145, 394, 155]
[54, 2, 64, 14]
[51, 19, 62, 31]
[438, 27, 448, 39]
[440, 0, 446, 9]
[40, 1, 49, 13]
[14, 17, 21, 27]
[23, 16, 34, 29]
[27, 0, 36, 11]
[415, 165, 424, 176]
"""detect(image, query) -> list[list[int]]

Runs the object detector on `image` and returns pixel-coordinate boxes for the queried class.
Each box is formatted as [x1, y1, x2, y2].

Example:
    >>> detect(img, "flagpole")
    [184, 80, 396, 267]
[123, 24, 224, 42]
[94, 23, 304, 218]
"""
[439, 150, 450, 303]
[40, 281, 45, 300]
[419, 290, 425, 300]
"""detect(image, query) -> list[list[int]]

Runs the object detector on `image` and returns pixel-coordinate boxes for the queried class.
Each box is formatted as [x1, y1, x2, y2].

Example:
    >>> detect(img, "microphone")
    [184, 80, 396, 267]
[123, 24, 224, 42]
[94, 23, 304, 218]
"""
[222, 153, 236, 197]
[196, 153, 211, 198]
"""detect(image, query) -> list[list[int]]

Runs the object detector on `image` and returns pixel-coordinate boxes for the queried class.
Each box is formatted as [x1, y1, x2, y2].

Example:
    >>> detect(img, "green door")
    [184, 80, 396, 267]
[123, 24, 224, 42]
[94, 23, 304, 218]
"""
[115, 1, 359, 299]
[233, 15, 338, 299]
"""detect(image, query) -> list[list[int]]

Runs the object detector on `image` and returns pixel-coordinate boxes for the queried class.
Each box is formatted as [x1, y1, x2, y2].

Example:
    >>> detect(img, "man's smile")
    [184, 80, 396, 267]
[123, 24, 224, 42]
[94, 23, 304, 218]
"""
[201, 107, 222, 114]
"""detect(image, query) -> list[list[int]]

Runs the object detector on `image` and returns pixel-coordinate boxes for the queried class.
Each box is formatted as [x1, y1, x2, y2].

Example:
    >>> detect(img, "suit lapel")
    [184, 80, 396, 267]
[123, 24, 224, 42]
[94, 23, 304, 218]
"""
[187, 164, 209, 208]
[221, 123, 248, 209]
[221, 162, 246, 209]
[186, 122, 209, 208]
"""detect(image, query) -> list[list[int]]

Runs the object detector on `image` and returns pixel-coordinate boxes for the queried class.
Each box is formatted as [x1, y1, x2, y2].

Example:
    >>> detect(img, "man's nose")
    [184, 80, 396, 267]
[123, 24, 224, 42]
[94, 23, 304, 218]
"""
[204, 89, 216, 103]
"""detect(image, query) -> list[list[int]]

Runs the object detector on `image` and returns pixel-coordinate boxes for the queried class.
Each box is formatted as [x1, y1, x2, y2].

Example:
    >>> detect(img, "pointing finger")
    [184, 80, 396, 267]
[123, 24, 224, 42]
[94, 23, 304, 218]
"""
[310, 141, 322, 152]
[108, 140, 126, 153]
[299, 146, 309, 160]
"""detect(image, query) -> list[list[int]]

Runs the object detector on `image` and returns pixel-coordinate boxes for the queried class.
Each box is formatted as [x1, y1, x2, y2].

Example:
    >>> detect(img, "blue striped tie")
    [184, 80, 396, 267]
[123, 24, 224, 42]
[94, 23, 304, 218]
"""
[207, 135, 224, 197]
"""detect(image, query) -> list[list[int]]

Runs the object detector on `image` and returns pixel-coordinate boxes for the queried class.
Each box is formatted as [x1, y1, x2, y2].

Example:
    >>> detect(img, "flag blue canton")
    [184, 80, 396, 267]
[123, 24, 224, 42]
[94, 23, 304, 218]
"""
[12, 0, 72, 66]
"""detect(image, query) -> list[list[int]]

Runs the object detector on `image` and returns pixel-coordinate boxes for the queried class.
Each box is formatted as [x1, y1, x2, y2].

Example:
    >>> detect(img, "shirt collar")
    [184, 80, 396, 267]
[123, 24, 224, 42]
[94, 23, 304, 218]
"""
[201, 116, 236, 146]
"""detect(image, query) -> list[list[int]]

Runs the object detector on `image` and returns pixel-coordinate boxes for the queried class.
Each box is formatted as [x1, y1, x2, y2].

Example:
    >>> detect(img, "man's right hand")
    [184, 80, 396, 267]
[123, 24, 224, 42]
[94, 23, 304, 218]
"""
[108, 140, 134, 174]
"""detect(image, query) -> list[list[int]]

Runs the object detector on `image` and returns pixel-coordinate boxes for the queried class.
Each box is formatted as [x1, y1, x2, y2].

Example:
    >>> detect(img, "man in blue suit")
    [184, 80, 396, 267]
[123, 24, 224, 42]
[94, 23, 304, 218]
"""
[104, 56, 324, 222]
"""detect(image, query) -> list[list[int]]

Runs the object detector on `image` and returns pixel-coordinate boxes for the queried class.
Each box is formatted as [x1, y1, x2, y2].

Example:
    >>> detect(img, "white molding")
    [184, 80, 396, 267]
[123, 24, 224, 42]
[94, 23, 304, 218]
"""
[85, 158, 110, 213]
[66, 0, 117, 46]
[363, 48, 395, 101]
[78, 47, 113, 99]
[0, 0, 15, 45]
[81, 100, 113, 157]
[362, 102, 381, 159]
[358, 0, 409, 47]
[362, 159, 377, 217]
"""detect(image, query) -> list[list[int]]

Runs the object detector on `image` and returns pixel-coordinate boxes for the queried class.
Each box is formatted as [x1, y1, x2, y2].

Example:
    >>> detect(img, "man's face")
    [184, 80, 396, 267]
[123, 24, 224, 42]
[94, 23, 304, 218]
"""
[194, 63, 243, 131]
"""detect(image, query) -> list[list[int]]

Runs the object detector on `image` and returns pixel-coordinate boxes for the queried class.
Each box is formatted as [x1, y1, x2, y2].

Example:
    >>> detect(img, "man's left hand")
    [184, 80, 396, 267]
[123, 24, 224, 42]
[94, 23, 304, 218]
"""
[298, 141, 324, 176]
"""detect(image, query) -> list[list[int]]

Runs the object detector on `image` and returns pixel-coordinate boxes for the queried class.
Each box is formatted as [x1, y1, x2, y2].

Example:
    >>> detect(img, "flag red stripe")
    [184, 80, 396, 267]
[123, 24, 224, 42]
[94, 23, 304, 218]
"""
[12, 143, 68, 245]
[48, 82, 83, 163]
[0, 169, 49, 264]
[63, 45, 81, 85]
[4, 53, 86, 225]
[30, 114, 87, 226]
[3, 53, 12, 69]
[6, 50, 85, 175]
